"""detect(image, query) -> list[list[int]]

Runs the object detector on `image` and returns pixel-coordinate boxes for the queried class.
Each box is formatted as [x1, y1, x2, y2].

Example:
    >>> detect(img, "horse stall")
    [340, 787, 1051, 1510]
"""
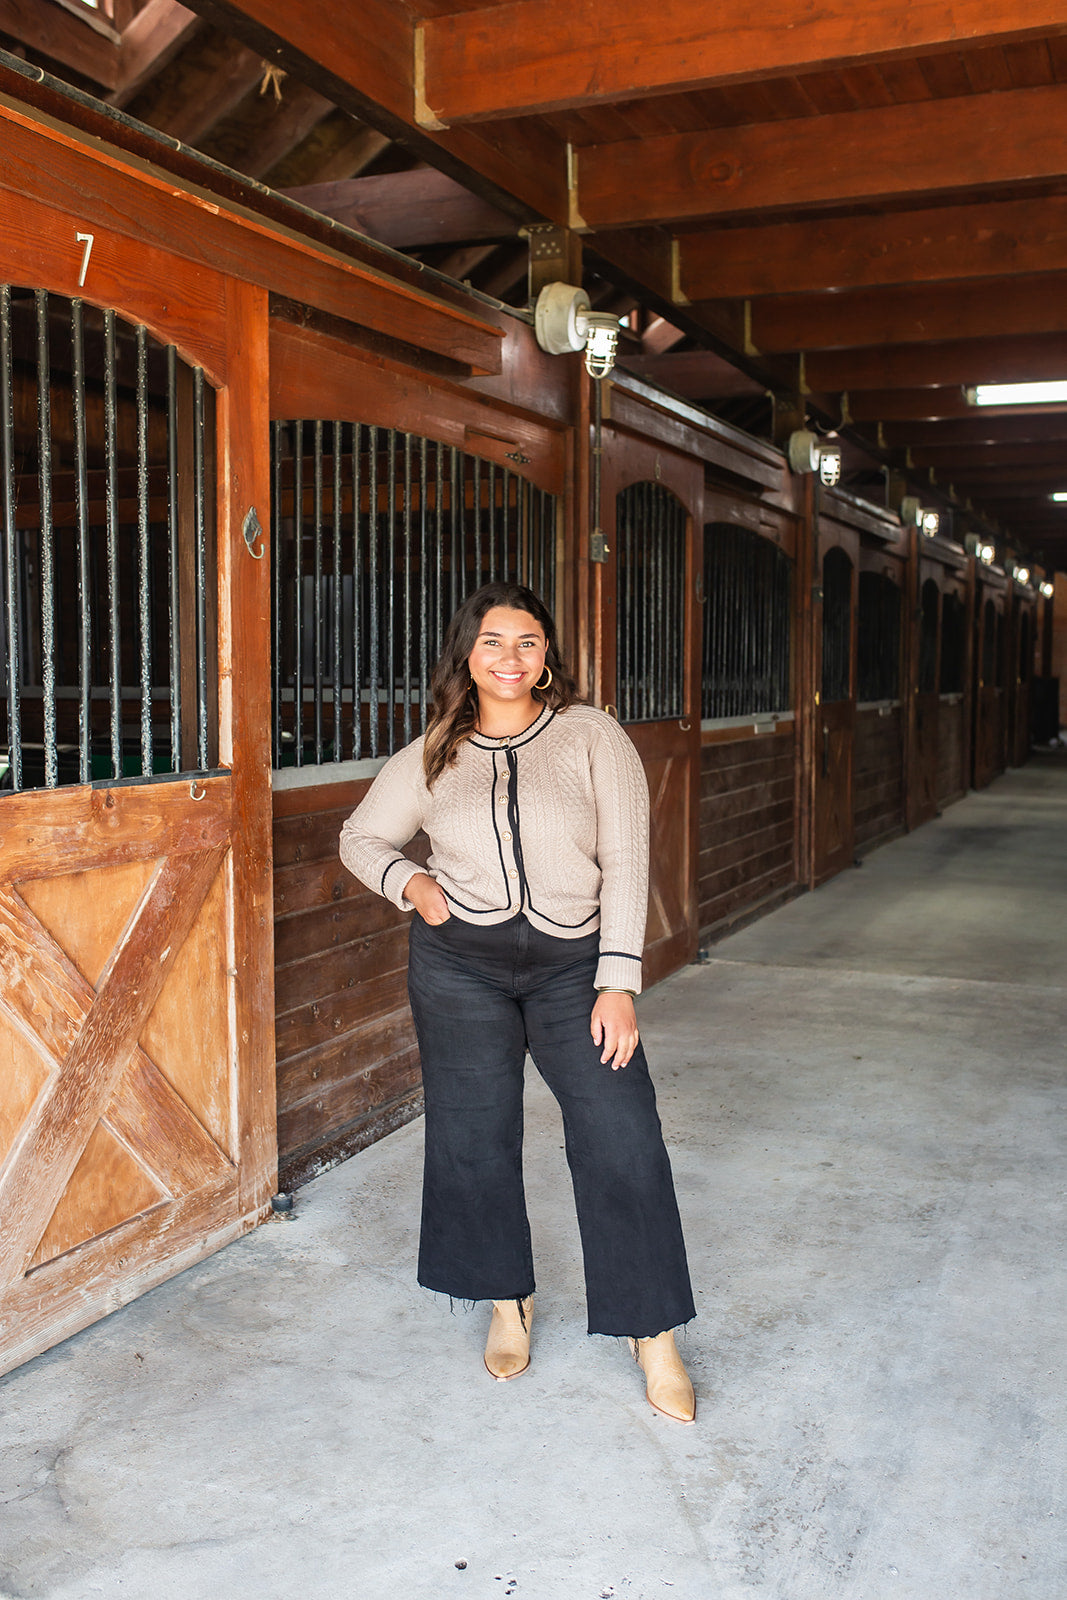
[854, 531, 908, 852]
[0, 108, 277, 1374]
[972, 563, 1011, 790]
[1007, 577, 1038, 768]
[265, 312, 571, 1188]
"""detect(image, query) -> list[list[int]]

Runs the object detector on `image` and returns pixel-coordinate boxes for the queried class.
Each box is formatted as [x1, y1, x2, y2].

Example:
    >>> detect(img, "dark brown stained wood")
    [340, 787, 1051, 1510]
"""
[269, 319, 568, 494]
[274, 890, 405, 966]
[698, 732, 795, 934]
[882, 413, 1067, 448]
[280, 171, 519, 249]
[124, 31, 265, 142]
[225, 79, 335, 181]
[183, 0, 570, 225]
[617, 351, 766, 400]
[107, 0, 202, 108]
[0, 105, 505, 377]
[274, 855, 366, 918]
[750, 274, 1067, 354]
[417, 2, 1067, 124]
[277, 1006, 414, 1109]
[278, 1046, 422, 1166]
[0, 848, 225, 1286]
[679, 195, 1067, 300]
[275, 967, 410, 1061]
[576, 83, 1067, 227]
[275, 923, 412, 1016]
[0, 779, 232, 884]
[805, 333, 1067, 392]
[910, 441, 1067, 471]
[853, 707, 906, 850]
[607, 377, 787, 493]
[0, 0, 123, 88]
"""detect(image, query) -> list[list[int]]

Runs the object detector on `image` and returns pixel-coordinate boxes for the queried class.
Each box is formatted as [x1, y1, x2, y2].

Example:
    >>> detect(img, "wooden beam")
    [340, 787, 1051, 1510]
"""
[280, 171, 519, 249]
[0, 0, 121, 86]
[910, 441, 1067, 471]
[417, 0, 1067, 125]
[881, 414, 1067, 448]
[184, 0, 570, 225]
[577, 83, 1067, 228]
[678, 196, 1067, 301]
[616, 350, 765, 400]
[126, 36, 265, 143]
[750, 274, 1067, 353]
[109, 0, 201, 109]
[847, 389, 1067, 423]
[805, 335, 1067, 393]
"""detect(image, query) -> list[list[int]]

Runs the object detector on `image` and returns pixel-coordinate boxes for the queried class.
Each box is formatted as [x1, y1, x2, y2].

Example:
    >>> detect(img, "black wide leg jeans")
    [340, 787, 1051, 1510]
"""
[407, 911, 695, 1338]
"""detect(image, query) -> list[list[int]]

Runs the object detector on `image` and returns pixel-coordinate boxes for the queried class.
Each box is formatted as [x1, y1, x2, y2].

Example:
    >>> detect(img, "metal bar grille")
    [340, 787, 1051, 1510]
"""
[702, 523, 792, 718]
[270, 423, 558, 767]
[0, 286, 217, 794]
[821, 547, 853, 704]
[857, 571, 902, 701]
[615, 481, 687, 724]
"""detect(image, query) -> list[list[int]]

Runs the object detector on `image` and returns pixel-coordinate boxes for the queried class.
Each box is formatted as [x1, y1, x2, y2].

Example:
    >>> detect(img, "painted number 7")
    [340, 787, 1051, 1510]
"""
[75, 231, 95, 288]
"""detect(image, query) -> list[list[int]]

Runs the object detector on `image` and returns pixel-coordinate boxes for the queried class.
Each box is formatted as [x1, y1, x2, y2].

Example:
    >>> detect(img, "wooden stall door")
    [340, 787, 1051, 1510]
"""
[602, 460, 703, 989]
[813, 546, 856, 884]
[0, 202, 274, 1375]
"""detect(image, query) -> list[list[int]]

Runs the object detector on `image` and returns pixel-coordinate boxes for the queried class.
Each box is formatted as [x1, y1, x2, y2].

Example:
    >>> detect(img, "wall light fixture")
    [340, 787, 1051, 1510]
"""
[534, 283, 621, 379]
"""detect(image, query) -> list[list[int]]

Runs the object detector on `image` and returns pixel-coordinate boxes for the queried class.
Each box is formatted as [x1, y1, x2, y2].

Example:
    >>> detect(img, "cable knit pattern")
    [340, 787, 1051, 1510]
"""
[338, 703, 649, 992]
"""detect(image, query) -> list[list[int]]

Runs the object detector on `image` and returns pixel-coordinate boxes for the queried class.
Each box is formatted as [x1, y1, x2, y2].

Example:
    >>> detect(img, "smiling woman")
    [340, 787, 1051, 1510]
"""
[338, 581, 697, 1423]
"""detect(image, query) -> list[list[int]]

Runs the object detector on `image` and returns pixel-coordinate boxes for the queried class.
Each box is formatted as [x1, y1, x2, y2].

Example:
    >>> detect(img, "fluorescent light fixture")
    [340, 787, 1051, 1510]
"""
[966, 380, 1067, 406]
[1051, 491, 1067, 503]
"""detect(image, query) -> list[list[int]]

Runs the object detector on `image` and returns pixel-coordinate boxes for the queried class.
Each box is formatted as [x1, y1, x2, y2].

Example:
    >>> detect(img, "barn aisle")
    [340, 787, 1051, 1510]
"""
[1, 758, 1064, 1600]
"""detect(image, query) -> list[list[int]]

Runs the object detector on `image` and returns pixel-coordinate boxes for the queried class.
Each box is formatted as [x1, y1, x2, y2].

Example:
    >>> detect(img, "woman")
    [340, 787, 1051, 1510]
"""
[339, 581, 695, 1422]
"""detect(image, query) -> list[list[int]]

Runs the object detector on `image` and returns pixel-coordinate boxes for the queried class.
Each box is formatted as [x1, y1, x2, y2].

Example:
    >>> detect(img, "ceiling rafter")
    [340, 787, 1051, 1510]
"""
[677, 195, 1067, 301]
[416, 0, 1067, 126]
[576, 82, 1067, 229]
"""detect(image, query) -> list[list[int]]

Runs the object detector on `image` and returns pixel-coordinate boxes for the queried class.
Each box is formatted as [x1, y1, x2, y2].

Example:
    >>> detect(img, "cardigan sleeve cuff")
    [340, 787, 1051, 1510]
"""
[594, 950, 644, 995]
[381, 857, 422, 912]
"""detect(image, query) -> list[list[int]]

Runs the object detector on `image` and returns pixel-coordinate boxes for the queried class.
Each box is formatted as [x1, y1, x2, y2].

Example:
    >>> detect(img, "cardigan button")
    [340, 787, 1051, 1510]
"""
[508, 869, 518, 879]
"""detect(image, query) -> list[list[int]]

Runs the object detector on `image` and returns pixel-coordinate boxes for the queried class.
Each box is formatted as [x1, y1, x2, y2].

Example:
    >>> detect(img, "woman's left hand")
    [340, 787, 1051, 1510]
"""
[590, 992, 639, 1071]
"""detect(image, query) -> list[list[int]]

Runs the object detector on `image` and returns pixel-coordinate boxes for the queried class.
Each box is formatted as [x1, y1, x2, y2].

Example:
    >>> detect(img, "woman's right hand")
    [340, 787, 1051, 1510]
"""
[405, 871, 451, 925]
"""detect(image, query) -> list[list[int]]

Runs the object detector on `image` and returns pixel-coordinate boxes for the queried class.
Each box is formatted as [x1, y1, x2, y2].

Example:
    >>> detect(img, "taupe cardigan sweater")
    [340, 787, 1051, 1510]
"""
[338, 702, 649, 993]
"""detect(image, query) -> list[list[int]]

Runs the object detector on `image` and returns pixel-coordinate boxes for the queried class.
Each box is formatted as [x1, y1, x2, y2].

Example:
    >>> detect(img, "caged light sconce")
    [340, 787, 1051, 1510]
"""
[534, 283, 621, 379]
[787, 428, 842, 485]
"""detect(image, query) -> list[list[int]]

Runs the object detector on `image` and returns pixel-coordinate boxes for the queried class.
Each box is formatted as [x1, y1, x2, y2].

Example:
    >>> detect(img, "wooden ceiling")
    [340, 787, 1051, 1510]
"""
[5, 0, 1067, 566]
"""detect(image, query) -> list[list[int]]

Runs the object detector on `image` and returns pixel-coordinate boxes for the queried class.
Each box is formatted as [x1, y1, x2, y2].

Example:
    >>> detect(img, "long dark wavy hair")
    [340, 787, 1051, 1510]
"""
[423, 582, 580, 787]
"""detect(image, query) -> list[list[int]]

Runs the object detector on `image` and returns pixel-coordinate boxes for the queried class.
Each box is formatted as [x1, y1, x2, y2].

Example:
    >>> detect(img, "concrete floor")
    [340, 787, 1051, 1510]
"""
[3, 757, 1066, 1600]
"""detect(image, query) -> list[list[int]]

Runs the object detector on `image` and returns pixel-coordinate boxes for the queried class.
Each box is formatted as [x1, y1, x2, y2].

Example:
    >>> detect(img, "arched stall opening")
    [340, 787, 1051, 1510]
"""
[854, 565, 904, 851]
[1008, 585, 1036, 768]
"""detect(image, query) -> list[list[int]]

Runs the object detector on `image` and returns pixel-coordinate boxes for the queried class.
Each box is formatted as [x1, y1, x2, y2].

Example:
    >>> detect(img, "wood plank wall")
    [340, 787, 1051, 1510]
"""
[937, 698, 968, 806]
[698, 730, 796, 938]
[272, 781, 426, 1190]
[853, 706, 905, 853]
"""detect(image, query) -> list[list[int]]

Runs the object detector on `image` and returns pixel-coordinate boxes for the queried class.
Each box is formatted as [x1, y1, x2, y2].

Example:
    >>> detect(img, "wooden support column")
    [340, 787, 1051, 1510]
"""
[902, 523, 921, 829]
[793, 473, 817, 887]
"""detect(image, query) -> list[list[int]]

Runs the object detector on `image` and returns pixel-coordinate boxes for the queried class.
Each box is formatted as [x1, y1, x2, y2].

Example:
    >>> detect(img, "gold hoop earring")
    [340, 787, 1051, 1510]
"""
[535, 665, 553, 691]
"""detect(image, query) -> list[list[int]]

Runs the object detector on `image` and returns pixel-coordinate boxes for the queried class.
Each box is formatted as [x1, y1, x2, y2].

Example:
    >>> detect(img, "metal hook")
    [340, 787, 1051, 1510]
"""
[243, 505, 265, 560]
[190, 780, 207, 801]
[678, 719, 692, 732]
[604, 703, 618, 720]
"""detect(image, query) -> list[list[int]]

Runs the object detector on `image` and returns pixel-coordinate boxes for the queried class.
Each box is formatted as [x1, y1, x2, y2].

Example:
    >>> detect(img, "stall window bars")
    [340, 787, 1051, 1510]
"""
[916, 577, 939, 695]
[270, 422, 558, 767]
[1, 285, 217, 795]
[857, 571, 902, 702]
[616, 481, 687, 723]
[821, 547, 853, 705]
[702, 522, 792, 719]
[940, 592, 966, 695]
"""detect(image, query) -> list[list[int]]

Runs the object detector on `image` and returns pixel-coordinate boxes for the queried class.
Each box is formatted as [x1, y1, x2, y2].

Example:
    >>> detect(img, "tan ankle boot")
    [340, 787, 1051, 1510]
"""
[484, 1296, 534, 1381]
[628, 1330, 695, 1423]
